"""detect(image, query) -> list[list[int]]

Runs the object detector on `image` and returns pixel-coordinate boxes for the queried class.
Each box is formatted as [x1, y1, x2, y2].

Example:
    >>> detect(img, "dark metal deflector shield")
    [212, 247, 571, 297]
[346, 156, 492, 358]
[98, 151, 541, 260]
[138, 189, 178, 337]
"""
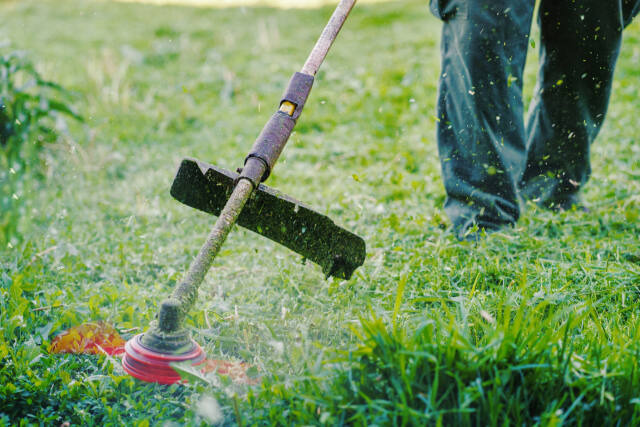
[170, 158, 366, 280]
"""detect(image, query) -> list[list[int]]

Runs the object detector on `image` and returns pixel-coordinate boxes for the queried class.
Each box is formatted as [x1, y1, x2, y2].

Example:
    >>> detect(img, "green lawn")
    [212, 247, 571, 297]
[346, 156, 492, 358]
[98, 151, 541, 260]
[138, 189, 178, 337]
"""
[1, 0, 640, 425]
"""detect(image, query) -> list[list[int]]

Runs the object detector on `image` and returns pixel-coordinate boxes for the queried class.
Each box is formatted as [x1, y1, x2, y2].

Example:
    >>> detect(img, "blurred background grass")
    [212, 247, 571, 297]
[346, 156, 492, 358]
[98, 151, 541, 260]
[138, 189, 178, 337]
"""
[116, 0, 390, 7]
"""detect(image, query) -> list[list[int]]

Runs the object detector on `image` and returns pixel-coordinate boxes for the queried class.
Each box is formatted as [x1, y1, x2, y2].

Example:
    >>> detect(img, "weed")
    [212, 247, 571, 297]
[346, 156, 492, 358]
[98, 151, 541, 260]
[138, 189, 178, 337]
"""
[0, 46, 82, 245]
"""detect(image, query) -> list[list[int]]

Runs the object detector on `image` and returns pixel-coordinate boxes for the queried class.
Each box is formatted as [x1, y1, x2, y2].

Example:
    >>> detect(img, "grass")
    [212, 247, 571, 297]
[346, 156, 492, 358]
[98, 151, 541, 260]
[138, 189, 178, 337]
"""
[1, 0, 639, 424]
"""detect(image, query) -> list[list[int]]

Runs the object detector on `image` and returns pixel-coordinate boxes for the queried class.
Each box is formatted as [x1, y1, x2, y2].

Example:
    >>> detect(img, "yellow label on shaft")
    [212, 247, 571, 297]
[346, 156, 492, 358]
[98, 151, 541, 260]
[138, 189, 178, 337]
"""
[279, 101, 296, 116]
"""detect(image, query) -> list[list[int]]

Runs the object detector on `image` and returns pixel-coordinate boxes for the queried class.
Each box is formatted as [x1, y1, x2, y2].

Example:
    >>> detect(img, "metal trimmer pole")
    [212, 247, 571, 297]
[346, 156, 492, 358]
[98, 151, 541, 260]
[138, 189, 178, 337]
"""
[140, 178, 257, 351]
[171, 179, 255, 314]
[141, 0, 357, 352]
[301, 0, 356, 76]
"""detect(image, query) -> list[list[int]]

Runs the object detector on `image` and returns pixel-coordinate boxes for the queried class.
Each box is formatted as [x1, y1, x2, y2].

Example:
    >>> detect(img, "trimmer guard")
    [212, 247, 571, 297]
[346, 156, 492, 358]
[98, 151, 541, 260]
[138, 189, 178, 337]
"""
[170, 158, 366, 280]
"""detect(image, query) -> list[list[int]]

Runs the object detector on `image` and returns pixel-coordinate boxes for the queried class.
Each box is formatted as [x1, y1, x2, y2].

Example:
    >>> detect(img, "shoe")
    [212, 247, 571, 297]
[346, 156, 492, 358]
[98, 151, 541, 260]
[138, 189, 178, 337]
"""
[453, 220, 504, 241]
[539, 193, 589, 213]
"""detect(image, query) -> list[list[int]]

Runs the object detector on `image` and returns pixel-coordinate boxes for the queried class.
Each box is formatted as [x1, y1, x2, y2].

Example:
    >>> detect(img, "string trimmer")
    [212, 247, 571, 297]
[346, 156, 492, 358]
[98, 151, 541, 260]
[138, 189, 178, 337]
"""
[122, 0, 363, 384]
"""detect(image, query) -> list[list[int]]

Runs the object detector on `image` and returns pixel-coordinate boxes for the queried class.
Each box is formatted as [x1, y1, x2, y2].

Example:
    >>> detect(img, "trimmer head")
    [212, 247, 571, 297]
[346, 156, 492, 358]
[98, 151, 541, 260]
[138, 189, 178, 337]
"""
[122, 334, 205, 384]
[170, 158, 366, 280]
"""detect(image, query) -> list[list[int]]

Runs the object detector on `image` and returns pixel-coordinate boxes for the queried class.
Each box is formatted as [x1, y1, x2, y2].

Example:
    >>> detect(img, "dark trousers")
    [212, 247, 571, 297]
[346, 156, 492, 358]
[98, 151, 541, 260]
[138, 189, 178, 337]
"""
[431, 0, 640, 237]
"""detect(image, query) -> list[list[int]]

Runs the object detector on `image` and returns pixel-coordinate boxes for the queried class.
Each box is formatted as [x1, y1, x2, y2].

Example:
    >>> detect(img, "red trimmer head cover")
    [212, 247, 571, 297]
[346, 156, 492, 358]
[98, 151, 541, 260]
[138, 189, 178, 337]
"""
[122, 334, 205, 384]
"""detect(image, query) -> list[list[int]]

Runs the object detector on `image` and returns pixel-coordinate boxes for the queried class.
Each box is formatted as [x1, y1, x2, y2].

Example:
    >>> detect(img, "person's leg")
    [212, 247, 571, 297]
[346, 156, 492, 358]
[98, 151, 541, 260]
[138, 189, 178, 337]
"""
[432, 0, 535, 238]
[520, 0, 640, 210]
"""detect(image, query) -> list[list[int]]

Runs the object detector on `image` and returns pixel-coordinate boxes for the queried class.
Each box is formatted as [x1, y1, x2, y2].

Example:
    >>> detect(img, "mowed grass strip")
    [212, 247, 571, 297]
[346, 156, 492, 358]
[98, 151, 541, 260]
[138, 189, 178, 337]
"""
[1, 0, 639, 424]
